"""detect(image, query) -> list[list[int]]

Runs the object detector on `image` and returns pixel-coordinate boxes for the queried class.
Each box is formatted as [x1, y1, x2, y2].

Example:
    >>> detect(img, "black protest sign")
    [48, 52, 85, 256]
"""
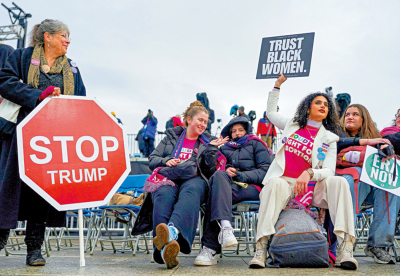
[256, 32, 315, 79]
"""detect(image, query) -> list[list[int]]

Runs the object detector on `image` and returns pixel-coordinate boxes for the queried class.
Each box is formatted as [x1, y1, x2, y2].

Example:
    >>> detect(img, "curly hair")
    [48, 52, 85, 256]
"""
[339, 104, 381, 139]
[293, 92, 340, 135]
[391, 108, 400, 127]
[182, 101, 209, 126]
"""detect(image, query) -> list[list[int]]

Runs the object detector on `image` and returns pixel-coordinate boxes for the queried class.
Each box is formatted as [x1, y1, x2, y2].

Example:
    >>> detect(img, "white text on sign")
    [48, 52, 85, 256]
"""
[28, 136, 119, 185]
[29, 136, 118, 164]
[263, 38, 305, 75]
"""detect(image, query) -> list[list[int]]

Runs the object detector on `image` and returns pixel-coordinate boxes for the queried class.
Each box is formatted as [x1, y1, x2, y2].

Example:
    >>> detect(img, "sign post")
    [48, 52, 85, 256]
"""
[360, 146, 400, 195]
[17, 96, 131, 266]
[256, 32, 315, 79]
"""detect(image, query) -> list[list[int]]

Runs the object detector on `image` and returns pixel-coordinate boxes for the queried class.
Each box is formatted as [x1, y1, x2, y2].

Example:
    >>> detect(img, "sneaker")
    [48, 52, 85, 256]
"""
[364, 245, 396, 264]
[153, 223, 179, 251]
[218, 226, 238, 249]
[194, 246, 218, 266]
[26, 249, 46, 266]
[335, 241, 358, 270]
[161, 240, 180, 269]
[249, 241, 267, 268]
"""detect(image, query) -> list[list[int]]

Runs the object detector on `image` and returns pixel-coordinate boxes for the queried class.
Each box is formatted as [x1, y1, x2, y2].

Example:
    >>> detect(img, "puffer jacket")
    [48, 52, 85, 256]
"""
[220, 116, 272, 185]
[132, 126, 218, 236]
[149, 126, 218, 179]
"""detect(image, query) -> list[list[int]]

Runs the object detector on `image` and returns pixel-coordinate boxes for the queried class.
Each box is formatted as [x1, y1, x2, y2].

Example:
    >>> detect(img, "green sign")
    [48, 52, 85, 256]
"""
[365, 153, 400, 189]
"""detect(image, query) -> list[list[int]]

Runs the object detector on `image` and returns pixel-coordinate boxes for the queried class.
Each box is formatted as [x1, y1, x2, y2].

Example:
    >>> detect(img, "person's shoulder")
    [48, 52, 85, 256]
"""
[324, 129, 339, 143]
[0, 43, 14, 54]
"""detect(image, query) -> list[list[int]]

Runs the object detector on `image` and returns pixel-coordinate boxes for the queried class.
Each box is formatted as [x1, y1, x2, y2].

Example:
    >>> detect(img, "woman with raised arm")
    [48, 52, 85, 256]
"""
[131, 101, 228, 269]
[249, 74, 357, 270]
[0, 19, 85, 266]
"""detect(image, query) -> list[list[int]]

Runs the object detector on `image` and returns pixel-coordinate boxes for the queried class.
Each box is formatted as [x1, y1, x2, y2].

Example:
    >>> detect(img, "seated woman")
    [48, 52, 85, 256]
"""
[381, 108, 400, 137]
[250, 74, 357, 270]
[337, 104, 399, 264]
[194, 116, 272, 266]
[131, 101, 227, 269]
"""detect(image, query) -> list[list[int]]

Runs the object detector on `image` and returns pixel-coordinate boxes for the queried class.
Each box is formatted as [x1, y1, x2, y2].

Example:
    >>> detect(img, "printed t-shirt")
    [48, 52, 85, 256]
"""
[178, 138, 197, 161]
[283, 126, 319, 178]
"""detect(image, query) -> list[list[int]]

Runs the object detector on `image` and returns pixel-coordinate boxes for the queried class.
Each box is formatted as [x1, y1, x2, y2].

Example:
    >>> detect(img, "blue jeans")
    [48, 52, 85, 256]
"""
[341, 167, 400, 247]
[151, 176, 207, 263]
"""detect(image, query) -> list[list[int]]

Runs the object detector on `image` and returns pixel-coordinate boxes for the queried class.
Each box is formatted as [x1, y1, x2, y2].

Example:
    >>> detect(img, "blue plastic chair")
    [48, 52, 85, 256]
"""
[89, 174, 150, 255]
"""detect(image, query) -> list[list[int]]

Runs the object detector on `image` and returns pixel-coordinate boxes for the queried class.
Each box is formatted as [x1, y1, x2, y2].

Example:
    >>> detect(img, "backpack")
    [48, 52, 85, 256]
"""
[336, 146, 366, 168]
[165, 118, 174, 130]
[268, 209, 329, 268]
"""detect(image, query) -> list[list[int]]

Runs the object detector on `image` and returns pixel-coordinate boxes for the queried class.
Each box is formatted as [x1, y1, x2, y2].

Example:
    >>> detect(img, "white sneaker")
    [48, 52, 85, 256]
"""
[249, 241, 267, 268]
[218, 226, 238, 249]
[194, 246, 217, 266]
[336, 241, 358, 270]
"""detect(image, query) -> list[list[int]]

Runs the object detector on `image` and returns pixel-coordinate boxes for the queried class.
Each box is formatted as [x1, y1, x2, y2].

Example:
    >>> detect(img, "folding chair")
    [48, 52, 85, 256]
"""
[45, 209, 94, 252]
[4, 221, 50, 257]
[89, 174, 150, 255]
[221, 201, 260, 257]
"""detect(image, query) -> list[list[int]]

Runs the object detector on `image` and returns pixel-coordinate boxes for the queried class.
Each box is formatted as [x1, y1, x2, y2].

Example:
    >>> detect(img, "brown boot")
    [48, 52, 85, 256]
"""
[161, 240, 180, 269]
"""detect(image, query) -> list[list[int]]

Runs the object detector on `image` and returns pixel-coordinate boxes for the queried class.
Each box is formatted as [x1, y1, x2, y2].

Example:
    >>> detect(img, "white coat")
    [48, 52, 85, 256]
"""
[263, 90, 339, 185]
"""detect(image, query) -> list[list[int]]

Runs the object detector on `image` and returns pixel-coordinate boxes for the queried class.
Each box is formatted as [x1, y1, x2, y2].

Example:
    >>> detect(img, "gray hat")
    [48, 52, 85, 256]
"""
[239, 106, 244, 112]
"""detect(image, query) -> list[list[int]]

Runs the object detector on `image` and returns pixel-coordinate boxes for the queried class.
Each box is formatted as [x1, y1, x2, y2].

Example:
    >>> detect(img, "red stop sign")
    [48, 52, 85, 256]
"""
[17, 96, 131, 211]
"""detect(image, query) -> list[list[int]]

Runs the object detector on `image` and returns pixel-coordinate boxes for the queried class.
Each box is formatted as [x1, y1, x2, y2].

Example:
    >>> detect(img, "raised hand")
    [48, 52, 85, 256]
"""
[274, 73, 287, 89]
[210, 136, 229, 147]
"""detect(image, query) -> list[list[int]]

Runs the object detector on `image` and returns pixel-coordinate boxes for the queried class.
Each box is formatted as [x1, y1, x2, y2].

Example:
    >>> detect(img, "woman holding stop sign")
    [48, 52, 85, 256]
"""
[132, 101, 228, 269]
[0, 19, 86, 266]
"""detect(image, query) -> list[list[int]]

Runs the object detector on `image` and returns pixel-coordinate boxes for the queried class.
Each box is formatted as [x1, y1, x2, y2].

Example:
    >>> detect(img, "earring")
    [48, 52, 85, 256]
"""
[47, 43, 49, 51]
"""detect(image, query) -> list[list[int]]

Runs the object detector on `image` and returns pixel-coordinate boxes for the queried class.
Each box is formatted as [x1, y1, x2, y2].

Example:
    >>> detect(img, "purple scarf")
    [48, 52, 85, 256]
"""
[225, 134, 273, 156]
[144, 129, 226, 192]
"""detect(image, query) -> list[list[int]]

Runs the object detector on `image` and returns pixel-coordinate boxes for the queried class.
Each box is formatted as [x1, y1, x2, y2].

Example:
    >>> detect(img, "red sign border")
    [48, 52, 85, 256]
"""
[16, 96, 131, 211]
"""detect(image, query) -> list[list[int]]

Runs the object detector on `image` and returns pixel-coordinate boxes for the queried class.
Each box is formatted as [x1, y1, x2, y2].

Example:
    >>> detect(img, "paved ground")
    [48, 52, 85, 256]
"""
[1, 246, 400, 276]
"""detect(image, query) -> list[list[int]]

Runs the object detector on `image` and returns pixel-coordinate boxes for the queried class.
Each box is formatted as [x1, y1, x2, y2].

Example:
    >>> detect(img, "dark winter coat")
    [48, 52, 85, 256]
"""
[337, 130, 361, 153]
[220, 116, 271, 185]
[385, 131, 400, 154]
[0, 44, 14, 69]
[131, 126, 218, 235]
[141, 115, 158, 139]
[196, 92, 215, 133]
[0, 47, 86, 229]
[135, 128, 146, 153]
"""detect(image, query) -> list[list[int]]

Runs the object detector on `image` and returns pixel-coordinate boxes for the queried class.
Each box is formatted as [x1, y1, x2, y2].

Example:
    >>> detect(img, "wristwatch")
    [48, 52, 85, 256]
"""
[306, 168, 314, 179]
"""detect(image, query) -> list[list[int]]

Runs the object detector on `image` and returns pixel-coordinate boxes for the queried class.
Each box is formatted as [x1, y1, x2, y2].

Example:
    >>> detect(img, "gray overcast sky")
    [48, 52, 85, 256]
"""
[1, 1, 399, 136]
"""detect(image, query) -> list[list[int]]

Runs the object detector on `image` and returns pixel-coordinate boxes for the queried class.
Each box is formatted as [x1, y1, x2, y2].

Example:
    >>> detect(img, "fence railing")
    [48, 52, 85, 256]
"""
[127, 133, 166, 158]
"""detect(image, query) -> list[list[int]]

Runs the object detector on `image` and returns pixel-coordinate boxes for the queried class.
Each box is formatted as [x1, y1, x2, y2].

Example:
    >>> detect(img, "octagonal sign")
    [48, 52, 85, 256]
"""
[17, 96, 131, 211]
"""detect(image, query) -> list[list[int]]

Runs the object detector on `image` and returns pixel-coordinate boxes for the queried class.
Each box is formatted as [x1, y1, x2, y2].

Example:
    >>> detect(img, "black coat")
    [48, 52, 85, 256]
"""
[385, 131, 400, 154]
[337, 130, 361, 153]
[0, 44, 14, 69]
[220, 116, 271, 185]
[0, 47, 86, 229]
[131, 126, 218, 235]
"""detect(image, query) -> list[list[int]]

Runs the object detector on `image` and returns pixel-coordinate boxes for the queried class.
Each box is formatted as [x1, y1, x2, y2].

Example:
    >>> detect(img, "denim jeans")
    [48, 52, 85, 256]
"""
[341, 167, 400, 247]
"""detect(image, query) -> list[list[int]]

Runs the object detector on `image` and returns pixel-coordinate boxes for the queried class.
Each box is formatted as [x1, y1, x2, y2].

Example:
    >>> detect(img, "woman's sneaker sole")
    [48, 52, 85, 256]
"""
[221, 239, 238, 249]
[248, 260, 265, 268]
[163, 241, 180, 269]
[339, 261, 357, 270]
[153, 223, 169, 251]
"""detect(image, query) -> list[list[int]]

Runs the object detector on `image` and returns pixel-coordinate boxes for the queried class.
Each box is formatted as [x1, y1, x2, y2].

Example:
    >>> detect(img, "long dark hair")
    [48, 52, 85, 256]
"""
[293, 92, 339, 135]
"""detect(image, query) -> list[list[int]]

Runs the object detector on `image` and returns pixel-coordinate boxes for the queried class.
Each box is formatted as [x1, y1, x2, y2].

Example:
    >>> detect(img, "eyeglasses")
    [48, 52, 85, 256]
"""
[60, 33, 71, 41]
